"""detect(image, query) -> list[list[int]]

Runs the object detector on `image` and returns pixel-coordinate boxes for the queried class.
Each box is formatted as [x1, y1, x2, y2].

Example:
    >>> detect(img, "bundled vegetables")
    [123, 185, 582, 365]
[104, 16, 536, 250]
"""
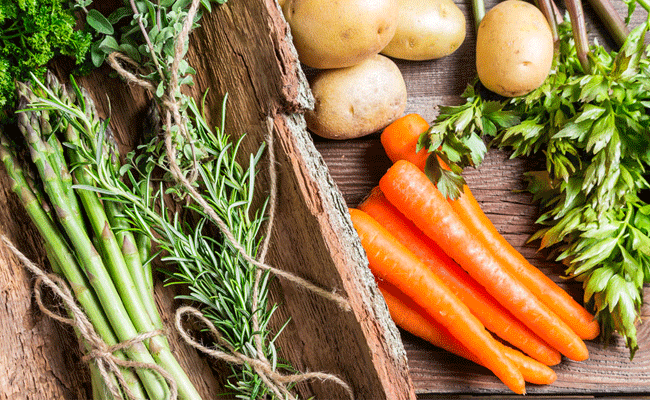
[1, 73, 202, 400]
[415, 0, 650, 356]
[1, 0, 331, 399]
[350, 112, 603, 393]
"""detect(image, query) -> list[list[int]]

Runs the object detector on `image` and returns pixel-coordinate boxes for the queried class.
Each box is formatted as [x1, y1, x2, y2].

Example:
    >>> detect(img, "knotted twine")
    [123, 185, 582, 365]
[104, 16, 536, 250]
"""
[1, 235, 177, 400]
[2, 0, 355, 397]
[112, 0, 356, 398]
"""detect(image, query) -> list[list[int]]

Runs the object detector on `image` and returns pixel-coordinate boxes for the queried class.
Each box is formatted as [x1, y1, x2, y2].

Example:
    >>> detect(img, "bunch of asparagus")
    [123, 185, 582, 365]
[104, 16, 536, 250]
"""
[0, 72, 203, 400]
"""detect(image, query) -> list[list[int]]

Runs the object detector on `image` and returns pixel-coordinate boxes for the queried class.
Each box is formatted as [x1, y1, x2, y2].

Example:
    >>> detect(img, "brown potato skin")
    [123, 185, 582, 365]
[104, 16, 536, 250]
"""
[282, 0, 398, 69]
[381, 0, 466, 61]
[306, 54, 407, 140]
[476, 0, 554, 97]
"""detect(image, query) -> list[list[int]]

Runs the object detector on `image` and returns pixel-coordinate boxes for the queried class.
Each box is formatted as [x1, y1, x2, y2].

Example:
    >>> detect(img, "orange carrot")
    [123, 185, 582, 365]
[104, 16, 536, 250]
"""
[380, 113, 430, 170]
[359, 186, 561, 366]
[380, 114, 600, 341]
[378, 281, 557, 385]
[448, 188, 600, 340]
[349, 208, 526, 394]
[379, 160, 589, 362]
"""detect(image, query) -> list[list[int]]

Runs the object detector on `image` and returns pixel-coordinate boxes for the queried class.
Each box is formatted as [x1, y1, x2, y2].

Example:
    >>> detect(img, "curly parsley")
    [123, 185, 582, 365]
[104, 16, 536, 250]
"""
[0, 0, 91, 111]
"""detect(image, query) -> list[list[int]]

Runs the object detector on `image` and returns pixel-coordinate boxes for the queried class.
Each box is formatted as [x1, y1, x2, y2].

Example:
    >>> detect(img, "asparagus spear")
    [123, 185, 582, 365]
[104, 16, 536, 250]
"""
[22, 74, 205, 400]
[0, 136, 149, 400]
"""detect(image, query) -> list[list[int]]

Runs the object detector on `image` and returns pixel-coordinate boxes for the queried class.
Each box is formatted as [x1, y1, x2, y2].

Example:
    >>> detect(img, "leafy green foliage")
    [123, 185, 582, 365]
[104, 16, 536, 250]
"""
[422, 18, 650, 356]
[88, 0, 225, 96]
[509, 22, 650, 356]
[0, 0, 91, 111]
[418, 81, 520, 199]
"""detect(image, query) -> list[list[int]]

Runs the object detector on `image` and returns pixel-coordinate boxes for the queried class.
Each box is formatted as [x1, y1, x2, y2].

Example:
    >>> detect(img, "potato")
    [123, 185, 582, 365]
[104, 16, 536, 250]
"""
[282, 0, 398, 69]
[306, 54, 407, 140]
[381, 0, 466, 61]
[475, 0, 553, 97]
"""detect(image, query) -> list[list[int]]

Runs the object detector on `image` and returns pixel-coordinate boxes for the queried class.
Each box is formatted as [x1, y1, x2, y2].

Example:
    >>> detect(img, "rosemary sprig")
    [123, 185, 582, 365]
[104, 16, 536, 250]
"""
[79, 0, 299, 396]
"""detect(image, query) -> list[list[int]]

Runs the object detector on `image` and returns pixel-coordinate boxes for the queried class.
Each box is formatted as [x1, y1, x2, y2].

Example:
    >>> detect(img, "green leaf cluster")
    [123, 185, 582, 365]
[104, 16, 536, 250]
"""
[501, 21, 650, 356]
[0, 0, 91, 111]
[418, 81, 520, 199]
[88, 0, 225, 95]
[422, 17, 650, 355]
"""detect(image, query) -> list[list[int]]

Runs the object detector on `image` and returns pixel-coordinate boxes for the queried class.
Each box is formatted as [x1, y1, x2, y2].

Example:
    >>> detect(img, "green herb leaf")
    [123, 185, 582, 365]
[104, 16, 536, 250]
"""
[86, 9, 114, 35]
[424, 153, 465, 200]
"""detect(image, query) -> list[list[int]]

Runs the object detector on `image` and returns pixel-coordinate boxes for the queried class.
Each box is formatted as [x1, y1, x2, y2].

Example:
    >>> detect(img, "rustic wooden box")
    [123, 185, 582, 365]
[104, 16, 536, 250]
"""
[1, 0, 649, 399]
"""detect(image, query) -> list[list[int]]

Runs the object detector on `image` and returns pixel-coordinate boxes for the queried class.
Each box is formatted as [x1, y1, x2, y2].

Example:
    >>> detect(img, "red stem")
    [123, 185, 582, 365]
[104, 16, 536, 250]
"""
[565, 0, 592, 73]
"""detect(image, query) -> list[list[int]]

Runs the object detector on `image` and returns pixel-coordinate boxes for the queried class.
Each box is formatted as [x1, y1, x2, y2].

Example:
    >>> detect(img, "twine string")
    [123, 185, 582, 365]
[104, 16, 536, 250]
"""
[175, 306, 355, 400]
[105, 2, 351, 312]
[1, 235, 178, 400]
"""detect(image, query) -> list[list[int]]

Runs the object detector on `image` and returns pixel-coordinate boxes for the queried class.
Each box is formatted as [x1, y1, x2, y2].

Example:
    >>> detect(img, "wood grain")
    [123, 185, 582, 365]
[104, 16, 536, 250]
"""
[0, 0, 415, 399]
[313, 0, 650, 396]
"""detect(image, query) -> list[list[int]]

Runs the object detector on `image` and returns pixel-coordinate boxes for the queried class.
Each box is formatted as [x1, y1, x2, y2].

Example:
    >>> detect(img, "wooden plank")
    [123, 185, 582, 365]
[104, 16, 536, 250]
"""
[182, 1, 415, 398]
[313, 0, 650, 396]
[0, 0, 415, 399]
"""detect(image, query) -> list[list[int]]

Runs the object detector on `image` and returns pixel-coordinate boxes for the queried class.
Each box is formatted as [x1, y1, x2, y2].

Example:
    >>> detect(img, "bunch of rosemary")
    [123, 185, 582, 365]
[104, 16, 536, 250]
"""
[74, 0, 298, 397]
[418, 0, 650, 356]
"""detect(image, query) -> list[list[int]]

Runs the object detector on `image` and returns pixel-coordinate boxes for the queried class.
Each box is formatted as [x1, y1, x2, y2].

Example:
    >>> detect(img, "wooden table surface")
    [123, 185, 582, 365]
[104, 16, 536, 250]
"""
[0, 0, 648, 398]
[311, 0, 650, 397]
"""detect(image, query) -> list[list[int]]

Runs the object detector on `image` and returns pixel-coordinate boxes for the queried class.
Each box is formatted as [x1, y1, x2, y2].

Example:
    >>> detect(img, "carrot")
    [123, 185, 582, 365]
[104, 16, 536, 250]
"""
[380, 113, 430, 170]
[380, 114, 600, 341]
[378, 281, 557, 386]
[349, 208, 526, 394]
[447, 187, 600, 340]
[359, 186, 561, 366]
[499, 340, 558, 386]
[378, 160, 589, 362]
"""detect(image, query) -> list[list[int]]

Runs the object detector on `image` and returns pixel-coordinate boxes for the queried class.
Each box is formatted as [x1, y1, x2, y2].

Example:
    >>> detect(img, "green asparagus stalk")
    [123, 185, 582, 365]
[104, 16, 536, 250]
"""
[14, 96, 170, 400]
[106, 200, 163, 329]
[44, 244, 145, 400]
[0, 137, 148, 400]
[136, 232, 154, 291]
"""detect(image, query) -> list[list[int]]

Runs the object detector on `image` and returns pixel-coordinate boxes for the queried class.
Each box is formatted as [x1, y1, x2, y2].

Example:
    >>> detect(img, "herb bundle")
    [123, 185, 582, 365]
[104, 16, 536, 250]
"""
[0, 0, 314, 398]
[1, 72, 204, 399]
[418, 0, 650, 356]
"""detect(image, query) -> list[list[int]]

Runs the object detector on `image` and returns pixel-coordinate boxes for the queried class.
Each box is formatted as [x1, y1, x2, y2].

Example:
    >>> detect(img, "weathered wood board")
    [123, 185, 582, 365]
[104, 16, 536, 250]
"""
[0, 1, 414, 399]
[313, 0, 650, 397]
